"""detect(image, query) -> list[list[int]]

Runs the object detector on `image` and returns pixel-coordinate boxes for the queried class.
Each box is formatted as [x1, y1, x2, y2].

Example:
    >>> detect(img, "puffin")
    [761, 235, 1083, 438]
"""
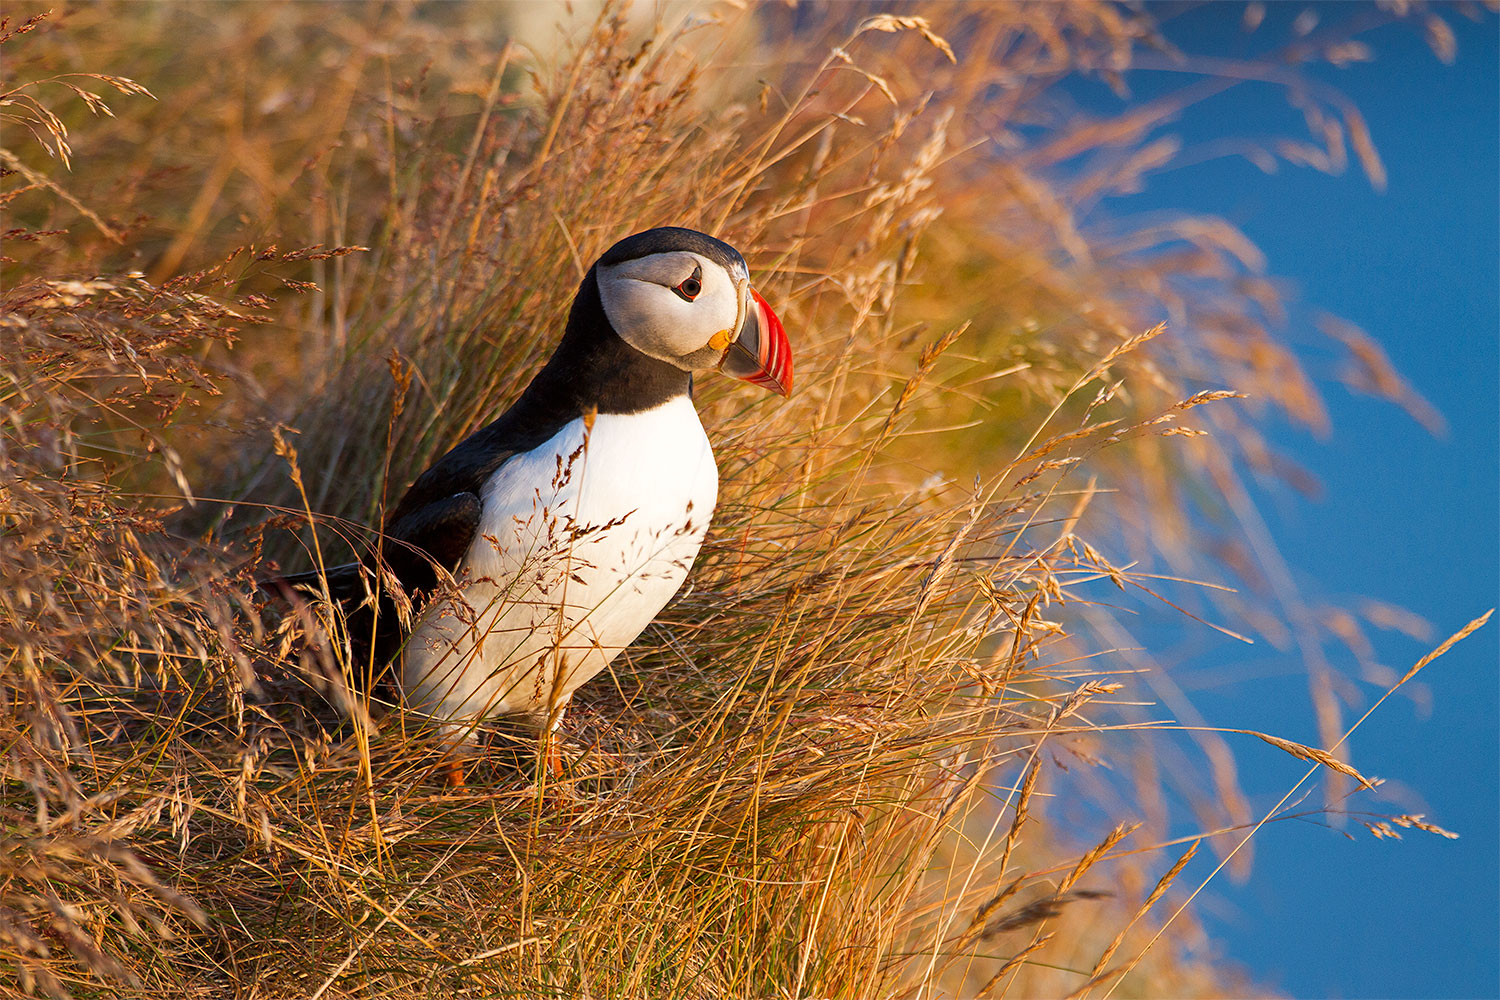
[280, 227, 791, 765]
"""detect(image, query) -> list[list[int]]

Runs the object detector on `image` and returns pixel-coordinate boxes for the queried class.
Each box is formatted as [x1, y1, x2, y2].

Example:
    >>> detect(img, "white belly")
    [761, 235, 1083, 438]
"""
[399, 396, 718, 729]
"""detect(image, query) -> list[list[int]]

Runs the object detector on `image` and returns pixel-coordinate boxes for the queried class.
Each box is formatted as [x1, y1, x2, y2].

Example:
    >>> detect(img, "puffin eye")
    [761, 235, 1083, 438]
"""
[673, 265, 703, 302]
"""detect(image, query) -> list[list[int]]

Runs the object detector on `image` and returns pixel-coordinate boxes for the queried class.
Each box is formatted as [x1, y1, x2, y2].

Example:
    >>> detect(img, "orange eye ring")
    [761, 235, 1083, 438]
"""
[673, 265, 703, 302]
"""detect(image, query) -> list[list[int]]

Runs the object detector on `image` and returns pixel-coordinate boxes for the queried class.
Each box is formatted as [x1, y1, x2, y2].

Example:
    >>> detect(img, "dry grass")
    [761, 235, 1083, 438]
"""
[2, 3, 1487, 998]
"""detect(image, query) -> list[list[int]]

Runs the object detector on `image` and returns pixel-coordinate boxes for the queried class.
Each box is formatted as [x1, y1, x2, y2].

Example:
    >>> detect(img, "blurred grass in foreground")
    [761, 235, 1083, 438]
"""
[1, 3, 1486, 997]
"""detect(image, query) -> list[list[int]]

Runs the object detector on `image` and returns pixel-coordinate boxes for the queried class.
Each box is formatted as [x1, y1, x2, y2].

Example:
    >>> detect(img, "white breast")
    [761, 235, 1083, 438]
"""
[399, 395, 718, 730]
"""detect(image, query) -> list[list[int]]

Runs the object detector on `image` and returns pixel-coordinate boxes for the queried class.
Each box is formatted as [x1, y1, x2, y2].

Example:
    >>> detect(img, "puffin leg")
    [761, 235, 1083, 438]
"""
[534, 705, 577, 809]
[443, 756, 467, 789]
[428, 720, 473, 791]
[544, 739, 564, 779]
[540, 703, 568, 780]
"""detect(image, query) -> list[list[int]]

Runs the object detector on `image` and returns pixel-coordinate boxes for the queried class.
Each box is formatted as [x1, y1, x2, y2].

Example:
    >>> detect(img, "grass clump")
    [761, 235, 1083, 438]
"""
[2, 3, 1484, 997]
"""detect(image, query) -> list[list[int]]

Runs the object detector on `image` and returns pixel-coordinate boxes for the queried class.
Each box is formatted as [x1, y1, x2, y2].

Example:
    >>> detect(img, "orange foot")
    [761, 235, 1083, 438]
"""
[535, 740, 580, 812]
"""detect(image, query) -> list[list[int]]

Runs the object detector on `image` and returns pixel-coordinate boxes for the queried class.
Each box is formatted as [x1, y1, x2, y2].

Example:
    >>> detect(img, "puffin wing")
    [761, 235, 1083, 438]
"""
[380, 429, 525, 580]
[265, 390, 575, 679]
[381, 489, 484, 592]
[379, 403, 573, 590]
[345, 471, 497, 675]
[260, 486, 486, 605]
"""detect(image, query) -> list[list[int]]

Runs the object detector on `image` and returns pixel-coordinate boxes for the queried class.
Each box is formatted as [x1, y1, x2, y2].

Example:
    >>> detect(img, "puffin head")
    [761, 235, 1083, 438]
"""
[595, 227, 792, 397]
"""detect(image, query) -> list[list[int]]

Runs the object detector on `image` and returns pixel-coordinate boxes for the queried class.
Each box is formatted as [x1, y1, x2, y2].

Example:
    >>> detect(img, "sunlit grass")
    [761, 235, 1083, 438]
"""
[1, 3, 1483, 997]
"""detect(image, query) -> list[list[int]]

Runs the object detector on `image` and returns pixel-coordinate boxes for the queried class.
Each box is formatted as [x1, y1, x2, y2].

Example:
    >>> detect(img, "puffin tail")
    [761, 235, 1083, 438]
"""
[258, 561, 368, 605]
[258, 561, 407, 699]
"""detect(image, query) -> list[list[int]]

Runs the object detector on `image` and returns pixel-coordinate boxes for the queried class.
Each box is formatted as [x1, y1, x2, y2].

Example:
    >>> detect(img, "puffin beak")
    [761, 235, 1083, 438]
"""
[718, 286, 793, 397]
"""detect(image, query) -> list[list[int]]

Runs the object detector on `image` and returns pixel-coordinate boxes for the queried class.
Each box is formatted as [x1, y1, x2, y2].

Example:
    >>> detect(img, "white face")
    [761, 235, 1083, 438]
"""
[597, 250, 749, 371]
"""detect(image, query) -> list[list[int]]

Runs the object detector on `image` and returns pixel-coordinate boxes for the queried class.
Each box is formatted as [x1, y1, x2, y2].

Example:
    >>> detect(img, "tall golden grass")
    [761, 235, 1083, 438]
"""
[2, 3, 1486, 997]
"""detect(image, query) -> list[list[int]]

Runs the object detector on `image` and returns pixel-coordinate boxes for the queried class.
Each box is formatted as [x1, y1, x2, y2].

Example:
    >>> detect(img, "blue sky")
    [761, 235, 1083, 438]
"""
[1093, 5, 1499, 997]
